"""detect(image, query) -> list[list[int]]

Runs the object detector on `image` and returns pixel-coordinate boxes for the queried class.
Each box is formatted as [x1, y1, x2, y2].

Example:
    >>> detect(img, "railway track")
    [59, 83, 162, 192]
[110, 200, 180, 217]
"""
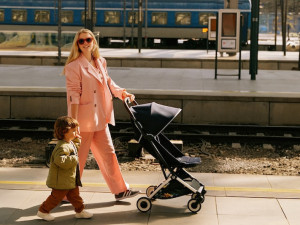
[1, 119, 300, 145]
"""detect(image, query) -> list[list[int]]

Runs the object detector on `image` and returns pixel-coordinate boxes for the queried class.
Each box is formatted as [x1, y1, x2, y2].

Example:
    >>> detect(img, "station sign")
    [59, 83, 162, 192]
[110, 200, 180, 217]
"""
[217, 9, 240, 53]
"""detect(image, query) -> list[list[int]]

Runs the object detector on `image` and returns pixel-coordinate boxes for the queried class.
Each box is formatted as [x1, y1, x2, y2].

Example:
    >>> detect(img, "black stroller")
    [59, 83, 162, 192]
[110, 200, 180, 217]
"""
[124, 98, 206, 213]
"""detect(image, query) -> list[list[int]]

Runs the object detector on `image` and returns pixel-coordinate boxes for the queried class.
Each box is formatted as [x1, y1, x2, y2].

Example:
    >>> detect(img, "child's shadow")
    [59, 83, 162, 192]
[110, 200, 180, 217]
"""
[0, 201, 131, 225]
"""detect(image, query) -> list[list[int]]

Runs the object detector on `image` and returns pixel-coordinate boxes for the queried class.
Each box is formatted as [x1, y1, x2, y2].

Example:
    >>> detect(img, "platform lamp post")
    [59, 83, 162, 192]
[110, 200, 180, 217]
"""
[298, 33, 300, 70]
[280, 0, 288, 56]
[56, 0, 62, 65]
[249, 0, 260, 80]
[85, 0, 95, 32]
[137, 0, 143, 53]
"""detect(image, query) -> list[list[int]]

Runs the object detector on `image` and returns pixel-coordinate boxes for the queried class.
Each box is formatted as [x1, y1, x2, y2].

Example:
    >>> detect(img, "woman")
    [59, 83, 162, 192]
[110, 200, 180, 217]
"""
[63, 28, 139, 201]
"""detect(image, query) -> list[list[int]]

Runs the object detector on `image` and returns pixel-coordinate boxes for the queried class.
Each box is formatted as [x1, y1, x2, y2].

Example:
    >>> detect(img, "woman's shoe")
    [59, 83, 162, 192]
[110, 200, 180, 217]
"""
[115, 189, 141, 201]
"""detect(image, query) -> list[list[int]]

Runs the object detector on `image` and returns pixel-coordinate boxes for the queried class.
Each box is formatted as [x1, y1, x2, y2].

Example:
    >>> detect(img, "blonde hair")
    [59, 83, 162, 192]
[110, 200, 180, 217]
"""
[63, 28, 100, 74]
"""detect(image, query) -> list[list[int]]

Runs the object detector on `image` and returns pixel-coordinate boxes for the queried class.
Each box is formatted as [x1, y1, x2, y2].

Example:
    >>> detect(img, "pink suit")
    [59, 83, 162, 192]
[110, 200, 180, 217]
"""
[65, 54, 128, 194]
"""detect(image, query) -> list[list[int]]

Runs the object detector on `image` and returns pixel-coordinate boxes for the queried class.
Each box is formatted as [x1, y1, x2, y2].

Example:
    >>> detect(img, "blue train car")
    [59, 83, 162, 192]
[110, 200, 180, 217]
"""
[0, 0, 251, 48]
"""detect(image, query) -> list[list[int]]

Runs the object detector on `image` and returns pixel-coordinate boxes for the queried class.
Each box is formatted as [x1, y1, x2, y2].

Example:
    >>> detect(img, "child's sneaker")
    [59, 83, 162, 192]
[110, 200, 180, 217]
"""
[75, 210, 93, 219]
[37, 211, 55, 221]
[115, 189, 141, 201]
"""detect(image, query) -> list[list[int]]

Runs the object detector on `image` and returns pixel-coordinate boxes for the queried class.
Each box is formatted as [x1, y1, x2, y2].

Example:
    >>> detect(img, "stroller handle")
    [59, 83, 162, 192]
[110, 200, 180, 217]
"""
[123, 97, 138, 119]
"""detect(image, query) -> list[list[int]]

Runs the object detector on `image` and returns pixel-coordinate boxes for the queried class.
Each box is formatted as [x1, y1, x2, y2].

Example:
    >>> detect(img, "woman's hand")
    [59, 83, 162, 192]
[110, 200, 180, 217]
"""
[122, 91, 135, 102]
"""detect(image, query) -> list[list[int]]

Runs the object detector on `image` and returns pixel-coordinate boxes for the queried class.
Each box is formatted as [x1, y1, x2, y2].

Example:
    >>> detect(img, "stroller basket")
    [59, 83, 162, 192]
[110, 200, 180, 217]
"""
[124, 98, 206, 213]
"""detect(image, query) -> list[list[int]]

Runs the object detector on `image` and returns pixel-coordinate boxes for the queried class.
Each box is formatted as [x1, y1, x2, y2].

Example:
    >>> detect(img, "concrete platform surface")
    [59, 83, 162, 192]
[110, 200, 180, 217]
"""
[1, 64, 300, 97]
[0, 48, 298, 61]
[1, 64, 300, 125]
[0, 49, 298, 70]
[1, 167, 300, 225]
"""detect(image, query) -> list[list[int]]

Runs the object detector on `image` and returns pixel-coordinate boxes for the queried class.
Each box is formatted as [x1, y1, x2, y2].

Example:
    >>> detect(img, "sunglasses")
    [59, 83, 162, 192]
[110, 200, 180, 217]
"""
[77, 38, 93, 45]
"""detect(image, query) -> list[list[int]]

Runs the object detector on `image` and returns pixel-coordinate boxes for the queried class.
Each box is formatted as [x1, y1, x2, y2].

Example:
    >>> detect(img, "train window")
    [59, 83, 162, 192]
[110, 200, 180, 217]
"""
[151, 12, 167, 25]
[175, 12, 191, 25]
[0, 10, 4, 22]
[104, 11, 120, 24]
[12, 10, 27, 23]
[199, 13, 215, 26]
[35, 10, 50, 23]
[61, 11, 73, 24]
[128, 11, 144, 24]
[81, 11, 97, 24]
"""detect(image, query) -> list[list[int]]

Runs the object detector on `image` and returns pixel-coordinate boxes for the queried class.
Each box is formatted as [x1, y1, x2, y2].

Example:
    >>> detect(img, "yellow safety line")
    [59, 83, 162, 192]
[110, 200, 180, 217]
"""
[1, 180, 300, 194]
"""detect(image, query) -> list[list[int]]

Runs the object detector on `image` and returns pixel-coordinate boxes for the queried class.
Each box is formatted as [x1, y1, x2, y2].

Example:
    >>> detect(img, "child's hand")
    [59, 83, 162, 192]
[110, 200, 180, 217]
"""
[75, 127, 81, 139]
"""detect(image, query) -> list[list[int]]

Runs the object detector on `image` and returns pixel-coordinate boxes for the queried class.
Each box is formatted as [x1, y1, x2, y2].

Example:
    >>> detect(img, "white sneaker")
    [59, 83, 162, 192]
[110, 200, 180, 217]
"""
[37, 211, 55, 221]
[75, 210, 93, 219]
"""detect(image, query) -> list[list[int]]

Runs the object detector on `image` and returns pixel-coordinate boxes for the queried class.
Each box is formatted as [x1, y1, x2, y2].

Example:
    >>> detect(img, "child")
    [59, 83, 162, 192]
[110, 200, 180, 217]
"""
[37, 116, 93, 221]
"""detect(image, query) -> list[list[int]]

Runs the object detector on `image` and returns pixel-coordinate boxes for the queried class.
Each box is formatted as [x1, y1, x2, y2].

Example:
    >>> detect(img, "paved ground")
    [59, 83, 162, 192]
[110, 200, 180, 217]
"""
[1, 167, 300, 225]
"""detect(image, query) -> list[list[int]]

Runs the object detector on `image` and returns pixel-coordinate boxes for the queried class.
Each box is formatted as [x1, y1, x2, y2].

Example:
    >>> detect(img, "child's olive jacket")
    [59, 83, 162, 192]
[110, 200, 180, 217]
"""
[46, 138, 82, 190]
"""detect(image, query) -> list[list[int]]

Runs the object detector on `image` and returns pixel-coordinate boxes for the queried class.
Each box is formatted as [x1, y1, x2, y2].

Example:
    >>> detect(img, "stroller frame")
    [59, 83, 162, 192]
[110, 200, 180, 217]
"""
[124, 98, 206, 213]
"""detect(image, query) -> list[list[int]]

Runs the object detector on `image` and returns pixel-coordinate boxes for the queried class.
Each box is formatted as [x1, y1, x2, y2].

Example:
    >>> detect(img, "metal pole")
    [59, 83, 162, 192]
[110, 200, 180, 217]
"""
[275, 0, 277, 48]
[215, 13, 218, 79]
[57, 0, 62, 65]
[84, 0, 87, 28]
[249, 0, 260, 80]
[86, 0, 94, 31]
[238, 15, 242, 80]
[298, 34, 300, 70]
[137, 0, 142, 53]
[123, 0, 126, 47]
[145, 0, 148, 48]
[131, 0, 134, 48]
[280, 0, 287, 55]
[283, 0, 288, 55]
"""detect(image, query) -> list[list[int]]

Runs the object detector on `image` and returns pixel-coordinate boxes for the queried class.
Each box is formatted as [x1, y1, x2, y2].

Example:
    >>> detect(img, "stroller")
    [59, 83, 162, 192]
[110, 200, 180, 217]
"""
[124, 98, 206, 213]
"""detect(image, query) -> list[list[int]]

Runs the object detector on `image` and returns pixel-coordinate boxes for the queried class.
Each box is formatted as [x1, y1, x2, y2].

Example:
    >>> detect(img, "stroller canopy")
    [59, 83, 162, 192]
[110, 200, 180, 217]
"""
[130, 102, 181, 136]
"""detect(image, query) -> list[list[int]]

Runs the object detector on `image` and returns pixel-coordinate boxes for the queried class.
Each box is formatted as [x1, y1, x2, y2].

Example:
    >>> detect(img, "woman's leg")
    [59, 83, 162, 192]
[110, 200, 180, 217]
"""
[77, 132, 94, 177]
[90, 126, 128, 194]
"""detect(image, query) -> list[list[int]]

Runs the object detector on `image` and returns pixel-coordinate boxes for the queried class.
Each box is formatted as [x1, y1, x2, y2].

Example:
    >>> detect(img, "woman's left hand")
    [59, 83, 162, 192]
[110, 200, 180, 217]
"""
[122, 91, 135, 102]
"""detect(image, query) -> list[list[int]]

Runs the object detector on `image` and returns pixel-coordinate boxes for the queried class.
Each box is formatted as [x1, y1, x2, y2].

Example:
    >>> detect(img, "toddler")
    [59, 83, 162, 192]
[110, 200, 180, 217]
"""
[37, 116, 93, 221]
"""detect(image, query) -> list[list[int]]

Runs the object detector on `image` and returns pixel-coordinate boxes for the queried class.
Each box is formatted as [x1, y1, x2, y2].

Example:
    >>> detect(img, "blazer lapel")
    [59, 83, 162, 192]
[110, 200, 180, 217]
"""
[95, 59, 108, 84]
[79, 55, 103, 84]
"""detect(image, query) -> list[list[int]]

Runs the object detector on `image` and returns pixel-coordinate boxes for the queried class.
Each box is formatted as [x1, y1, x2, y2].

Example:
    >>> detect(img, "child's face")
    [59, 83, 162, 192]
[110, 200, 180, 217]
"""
[64, 127, 77, 142]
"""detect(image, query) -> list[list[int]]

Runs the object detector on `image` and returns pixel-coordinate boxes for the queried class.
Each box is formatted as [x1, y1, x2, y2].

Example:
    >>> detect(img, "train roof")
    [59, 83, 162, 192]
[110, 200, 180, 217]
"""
[1, 0, 251, 10]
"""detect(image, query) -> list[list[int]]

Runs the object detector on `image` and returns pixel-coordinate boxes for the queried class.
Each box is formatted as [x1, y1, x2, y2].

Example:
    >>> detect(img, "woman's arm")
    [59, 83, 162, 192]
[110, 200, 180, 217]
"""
[100, 57, 135, 101]
[70, 104, 79, 120]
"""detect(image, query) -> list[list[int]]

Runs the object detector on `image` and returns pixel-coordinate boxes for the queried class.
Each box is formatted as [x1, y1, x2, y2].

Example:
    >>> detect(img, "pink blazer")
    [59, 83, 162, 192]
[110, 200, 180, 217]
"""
[65, 54, 125, 132]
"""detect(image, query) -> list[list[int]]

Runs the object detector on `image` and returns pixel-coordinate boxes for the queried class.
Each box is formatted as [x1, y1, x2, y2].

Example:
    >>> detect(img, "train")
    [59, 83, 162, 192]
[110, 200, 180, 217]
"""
[0, 0, 251, 49]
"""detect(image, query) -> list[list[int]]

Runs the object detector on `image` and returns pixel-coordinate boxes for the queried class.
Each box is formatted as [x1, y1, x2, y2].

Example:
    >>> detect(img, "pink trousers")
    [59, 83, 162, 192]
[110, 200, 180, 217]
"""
[78, 126, 128, 194]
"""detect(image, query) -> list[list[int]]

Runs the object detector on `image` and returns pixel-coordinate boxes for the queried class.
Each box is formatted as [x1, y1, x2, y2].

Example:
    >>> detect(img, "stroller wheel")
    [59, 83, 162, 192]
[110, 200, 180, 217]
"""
[137, 197, 152, 213]
[192, 193, 205, 204]
[187, 199, 201, 213]
[146, 186, 157, 198]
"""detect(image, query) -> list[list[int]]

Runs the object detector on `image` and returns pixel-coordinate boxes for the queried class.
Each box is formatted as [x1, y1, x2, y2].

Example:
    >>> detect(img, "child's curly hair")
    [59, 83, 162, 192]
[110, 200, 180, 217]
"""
[54, 116, 79, 140]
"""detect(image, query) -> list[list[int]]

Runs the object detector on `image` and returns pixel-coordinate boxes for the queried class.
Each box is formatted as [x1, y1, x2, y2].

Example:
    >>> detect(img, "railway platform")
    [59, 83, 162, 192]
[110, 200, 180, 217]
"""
[1, 60, 300, 126]
[0, 167, 300, 225]
[0, 48, 299, 70]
